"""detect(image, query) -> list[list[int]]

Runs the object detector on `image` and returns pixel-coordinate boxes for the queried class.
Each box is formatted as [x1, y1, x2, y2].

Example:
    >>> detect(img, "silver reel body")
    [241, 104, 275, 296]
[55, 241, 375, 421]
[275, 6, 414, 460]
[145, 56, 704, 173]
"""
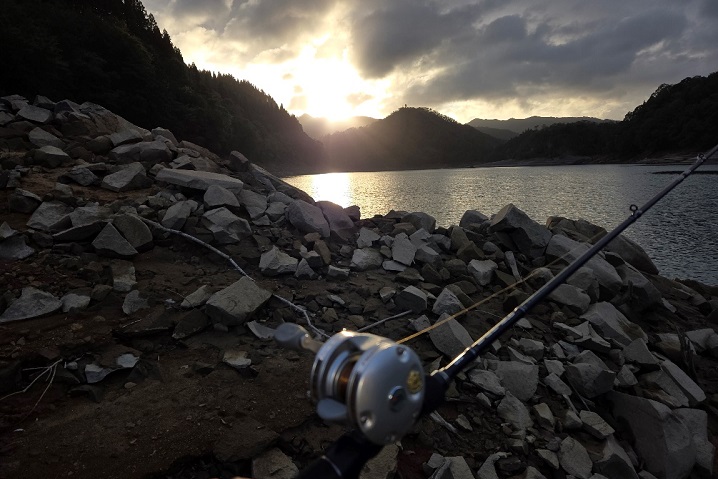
[311, 331, 425, 445]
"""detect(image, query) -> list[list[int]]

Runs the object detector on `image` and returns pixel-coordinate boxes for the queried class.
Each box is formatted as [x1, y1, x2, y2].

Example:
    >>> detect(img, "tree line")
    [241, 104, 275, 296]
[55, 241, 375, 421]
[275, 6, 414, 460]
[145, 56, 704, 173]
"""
[0, 0, 324, 174]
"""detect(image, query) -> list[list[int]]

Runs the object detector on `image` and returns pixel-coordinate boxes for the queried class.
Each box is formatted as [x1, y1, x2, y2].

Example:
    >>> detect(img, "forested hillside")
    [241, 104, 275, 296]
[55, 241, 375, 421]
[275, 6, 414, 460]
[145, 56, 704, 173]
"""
[490, 73, 718, 161]
[323, 107, 501, 171]
[0, 0, 324, 173]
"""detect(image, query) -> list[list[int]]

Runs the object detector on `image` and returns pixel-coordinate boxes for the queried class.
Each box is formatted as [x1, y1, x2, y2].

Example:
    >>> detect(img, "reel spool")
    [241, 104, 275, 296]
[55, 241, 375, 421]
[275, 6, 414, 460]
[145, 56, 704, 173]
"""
[275, 324, 425, 445]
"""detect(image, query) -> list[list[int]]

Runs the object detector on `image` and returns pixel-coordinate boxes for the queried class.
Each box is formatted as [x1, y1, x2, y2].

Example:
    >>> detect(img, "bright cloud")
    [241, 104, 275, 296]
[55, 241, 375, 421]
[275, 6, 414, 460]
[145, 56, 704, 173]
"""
[144, 0, 718, 122]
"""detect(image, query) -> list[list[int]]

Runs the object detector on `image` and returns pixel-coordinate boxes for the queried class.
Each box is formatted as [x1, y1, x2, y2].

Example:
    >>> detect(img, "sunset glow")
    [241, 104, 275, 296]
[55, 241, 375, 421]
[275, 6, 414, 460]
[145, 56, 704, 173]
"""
[144, 0, 718, 123]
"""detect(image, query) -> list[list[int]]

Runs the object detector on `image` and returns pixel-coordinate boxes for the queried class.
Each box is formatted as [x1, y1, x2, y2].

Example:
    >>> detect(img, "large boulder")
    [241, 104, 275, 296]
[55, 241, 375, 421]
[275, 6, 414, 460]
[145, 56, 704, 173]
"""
[155, 168, 244, 193]
[317, 201, 356, 241]
[546, 234, 622, 295]
[286, 200, 330, 237]
[489, 204, 552, 259]
[607, 391, 695, 479]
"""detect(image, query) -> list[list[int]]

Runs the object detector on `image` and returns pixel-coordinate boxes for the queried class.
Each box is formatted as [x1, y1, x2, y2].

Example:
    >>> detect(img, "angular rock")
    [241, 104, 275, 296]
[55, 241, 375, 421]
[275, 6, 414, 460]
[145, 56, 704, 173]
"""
[394, 286, 428, 313]
[401, 212, 435, 233]
[350, 248, 384, 271]
[673, 408, 714, 476]
[0, 235, 35, 260]
[429, 314, 473, 358]
[497, 392, 533, 430]
[203, 184, 240, 208]
[468, 259, 498, 286]
[61, 293, 91, 313]
[240, 189, 268, 219]
[623, 338, 658, 367]
[17, 105, 52, 123]
[565, 362, 616, 398]
[111, 260, 136, 292]
[579, 410, 615, 439]
[593, 436, 639, 479]
[101, 162, 152, 192]
[0, 287, 62, 323]
[460, 209, 489, 228]
[327, 265, 350, 280]
[490, 204, 552, 258]
[392, 233, 417, 266]
[605, 234, 658, 274]
[660, 359, 706, 406]
[27, 201, 73, 232]
[172, 310, 209, 340]
[488, 360, 539, 401]
[122, 290, 150, 315]
[155, 168, 244, 192]
[616, 263, 663, 312]
[9, 188, 42, 214]
[113, 214, 153, 252]
[607, 391, 695, 479]
[92, 223, 138, 258]
[548, 284, 591, 314]
[259, 247, 298, 276]
[28, 127, 64, 148]
[180, 285, 213, 309]
[581, 302, 647, 346]
[467, 368, 505, 397]
[34, 145, 70, 168]
[544, 373, 572, 396]
[205, 277, 272, 326]
[63, 165, 99, 186]
[317, 200, 356, 241]
[546, 234, 622, 294]
[286, 200, 330, 237]
[558, 437, 592, 479]
[432, 287, 464, 316]
[532, 403, 555, 429]
[202, 207, 252, 242]
[161, 200, 195, 230]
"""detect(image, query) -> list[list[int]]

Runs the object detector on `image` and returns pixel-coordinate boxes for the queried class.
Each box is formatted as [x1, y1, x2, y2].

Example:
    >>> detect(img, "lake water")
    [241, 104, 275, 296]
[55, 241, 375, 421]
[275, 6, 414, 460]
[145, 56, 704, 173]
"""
[284, 164, 718, 286]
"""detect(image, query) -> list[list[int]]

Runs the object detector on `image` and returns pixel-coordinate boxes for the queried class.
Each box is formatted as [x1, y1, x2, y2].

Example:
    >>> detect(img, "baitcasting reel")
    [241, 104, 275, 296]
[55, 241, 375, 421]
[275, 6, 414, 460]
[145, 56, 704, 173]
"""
[275, 323, 425, 445]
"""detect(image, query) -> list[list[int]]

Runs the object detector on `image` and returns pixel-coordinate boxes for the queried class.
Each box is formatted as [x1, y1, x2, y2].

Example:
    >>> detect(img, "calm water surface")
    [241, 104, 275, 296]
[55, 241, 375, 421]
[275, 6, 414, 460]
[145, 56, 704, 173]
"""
[285, 165, 718, 286]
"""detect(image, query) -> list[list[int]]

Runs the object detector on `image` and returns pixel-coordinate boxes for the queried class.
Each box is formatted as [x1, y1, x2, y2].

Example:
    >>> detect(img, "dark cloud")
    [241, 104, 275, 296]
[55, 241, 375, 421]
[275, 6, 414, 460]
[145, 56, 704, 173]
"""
[401, 8, 693, 106]
[224, 0, 336, 50]
[349, 0, 485, 78]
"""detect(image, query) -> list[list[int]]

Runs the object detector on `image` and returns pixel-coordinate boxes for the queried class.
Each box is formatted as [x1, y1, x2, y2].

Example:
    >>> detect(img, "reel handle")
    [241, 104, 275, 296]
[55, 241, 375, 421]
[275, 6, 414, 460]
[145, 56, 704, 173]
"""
[274, 323, 323, 353]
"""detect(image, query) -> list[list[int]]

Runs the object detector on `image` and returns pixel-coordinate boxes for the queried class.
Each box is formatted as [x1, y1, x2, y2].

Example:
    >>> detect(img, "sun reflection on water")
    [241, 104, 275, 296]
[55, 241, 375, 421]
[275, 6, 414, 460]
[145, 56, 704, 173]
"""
[306, 172, 352, 207]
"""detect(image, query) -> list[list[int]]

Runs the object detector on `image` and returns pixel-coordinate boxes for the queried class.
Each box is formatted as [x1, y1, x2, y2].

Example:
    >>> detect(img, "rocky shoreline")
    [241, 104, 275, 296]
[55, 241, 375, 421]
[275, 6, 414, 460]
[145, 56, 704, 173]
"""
[1, 94, 717, 479]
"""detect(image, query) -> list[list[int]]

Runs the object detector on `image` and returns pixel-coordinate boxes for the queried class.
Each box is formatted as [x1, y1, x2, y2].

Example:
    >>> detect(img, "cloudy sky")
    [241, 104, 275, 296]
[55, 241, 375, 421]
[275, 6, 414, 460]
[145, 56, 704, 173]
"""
[143, 0, 718, 123]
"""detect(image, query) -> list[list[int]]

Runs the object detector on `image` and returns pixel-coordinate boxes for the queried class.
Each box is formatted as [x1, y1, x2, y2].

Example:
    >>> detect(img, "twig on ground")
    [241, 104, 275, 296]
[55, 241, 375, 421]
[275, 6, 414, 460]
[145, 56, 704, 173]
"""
[135, 215, 328, 338]
[0, 359, 62, 403]
[20, 361, 58, 421]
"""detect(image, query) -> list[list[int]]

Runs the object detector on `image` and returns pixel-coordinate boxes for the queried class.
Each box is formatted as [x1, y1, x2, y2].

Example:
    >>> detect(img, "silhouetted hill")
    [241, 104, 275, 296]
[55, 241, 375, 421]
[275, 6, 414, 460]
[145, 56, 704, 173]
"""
[298, 114, 378, 139]
[488, 73, 718, 162]
[468, 116, 614, 135]
[470, 126, 517, 141]
[323, 107, 501, 172]
[0, 0, 324, 174]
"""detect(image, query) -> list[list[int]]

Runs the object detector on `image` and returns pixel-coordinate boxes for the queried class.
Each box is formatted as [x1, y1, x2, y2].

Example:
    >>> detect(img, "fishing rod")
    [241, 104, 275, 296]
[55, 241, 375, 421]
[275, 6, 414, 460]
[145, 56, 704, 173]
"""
[275, 144, 718, 479]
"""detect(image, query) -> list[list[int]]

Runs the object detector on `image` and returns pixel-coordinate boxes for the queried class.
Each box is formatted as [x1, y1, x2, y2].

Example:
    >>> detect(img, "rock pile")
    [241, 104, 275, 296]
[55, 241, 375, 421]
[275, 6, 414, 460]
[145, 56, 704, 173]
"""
[1, 94, 717, 479]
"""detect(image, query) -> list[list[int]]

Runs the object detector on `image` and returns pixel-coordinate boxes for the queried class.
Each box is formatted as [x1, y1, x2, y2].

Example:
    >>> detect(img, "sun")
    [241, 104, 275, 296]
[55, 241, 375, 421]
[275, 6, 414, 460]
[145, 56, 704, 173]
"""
[289, 47, 372, 122]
